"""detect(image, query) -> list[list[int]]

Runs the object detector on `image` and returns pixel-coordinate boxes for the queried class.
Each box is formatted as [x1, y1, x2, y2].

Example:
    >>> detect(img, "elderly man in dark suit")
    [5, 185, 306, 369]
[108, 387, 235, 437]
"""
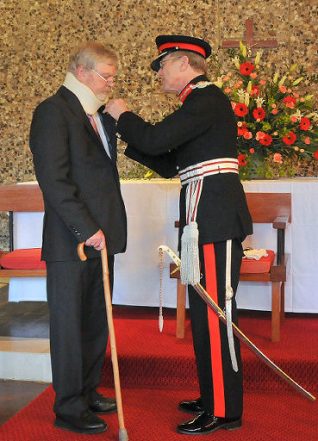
[30, 42, 127, 435]
[106, 35, 252, 435]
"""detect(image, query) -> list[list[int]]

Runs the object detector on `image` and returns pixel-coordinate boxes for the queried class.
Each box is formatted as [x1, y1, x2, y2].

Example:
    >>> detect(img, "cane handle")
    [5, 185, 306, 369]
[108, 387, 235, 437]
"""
[77, 242, 87, 261]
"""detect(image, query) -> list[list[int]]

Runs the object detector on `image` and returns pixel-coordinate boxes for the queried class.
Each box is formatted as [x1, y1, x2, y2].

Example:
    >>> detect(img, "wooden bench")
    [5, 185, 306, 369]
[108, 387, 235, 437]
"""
[0, 183, 46, 278]
[170, 192, 292, 342]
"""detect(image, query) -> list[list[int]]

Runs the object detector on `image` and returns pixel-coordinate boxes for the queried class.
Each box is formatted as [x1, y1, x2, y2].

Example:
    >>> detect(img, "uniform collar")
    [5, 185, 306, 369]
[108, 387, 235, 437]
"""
[178, 75, 208, 103]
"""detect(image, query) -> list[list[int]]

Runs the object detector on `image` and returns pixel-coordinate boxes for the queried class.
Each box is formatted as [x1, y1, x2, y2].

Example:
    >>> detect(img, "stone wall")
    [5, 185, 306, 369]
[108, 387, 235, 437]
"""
[0, 0, 317, 184]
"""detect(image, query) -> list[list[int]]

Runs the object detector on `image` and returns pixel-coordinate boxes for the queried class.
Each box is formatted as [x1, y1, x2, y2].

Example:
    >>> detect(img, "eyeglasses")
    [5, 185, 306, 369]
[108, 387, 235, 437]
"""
[159, 56, 182, 70]
[91, 69, 113, 83]
[159, 58, 172, 70]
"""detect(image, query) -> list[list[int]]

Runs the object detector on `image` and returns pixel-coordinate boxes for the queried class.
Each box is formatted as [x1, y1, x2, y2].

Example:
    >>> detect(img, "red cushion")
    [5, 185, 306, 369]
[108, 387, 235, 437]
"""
[240, 250, 275, 274]
[0, 248, 46, 270]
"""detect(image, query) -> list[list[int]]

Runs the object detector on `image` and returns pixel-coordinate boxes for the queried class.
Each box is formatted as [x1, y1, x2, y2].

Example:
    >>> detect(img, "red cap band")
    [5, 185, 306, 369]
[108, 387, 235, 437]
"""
[158, 42, 206, 58]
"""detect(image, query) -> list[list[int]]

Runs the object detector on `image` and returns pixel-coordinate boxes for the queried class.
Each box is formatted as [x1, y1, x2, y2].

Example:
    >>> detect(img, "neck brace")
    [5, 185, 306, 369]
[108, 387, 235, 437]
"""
[63, 71, 105, 114]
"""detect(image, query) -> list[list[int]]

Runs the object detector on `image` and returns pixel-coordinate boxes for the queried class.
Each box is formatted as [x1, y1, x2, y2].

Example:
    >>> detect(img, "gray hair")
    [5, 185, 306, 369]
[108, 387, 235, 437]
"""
[170, 50, 207, 75]
[68, 42, 118, 73]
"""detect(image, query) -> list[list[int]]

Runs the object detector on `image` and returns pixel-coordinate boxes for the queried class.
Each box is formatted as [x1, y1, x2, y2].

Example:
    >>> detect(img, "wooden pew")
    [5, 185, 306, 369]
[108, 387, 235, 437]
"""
[0, 183, 46, 278]
[170, 192, 292, 342]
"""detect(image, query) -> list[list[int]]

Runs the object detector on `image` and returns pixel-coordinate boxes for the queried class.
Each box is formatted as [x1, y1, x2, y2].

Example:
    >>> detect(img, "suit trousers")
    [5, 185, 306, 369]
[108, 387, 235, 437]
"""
[188, 239, 243, 419]
[46, 255, 114, 417]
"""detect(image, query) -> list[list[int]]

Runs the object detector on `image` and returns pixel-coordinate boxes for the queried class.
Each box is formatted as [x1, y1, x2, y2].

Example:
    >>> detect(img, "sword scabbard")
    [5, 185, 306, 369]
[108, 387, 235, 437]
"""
[159, 245, 316, 402]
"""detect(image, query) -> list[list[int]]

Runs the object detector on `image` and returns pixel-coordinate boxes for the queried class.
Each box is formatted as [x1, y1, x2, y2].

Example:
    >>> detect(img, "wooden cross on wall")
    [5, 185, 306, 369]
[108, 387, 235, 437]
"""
[222, 19, 278, 53]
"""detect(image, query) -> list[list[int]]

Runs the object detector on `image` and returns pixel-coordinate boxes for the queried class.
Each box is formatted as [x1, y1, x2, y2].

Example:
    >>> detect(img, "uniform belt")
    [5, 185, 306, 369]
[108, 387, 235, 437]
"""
[179, 158, 239, 185]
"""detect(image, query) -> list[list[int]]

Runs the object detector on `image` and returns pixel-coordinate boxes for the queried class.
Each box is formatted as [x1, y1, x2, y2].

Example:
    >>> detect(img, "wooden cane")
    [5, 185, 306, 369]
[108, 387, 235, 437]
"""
[77, 242, 129, 441]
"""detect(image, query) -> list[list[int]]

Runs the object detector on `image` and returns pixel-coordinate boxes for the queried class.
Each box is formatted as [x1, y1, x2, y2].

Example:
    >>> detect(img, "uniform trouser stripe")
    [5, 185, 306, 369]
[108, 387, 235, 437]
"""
[203, 243, 225, 417]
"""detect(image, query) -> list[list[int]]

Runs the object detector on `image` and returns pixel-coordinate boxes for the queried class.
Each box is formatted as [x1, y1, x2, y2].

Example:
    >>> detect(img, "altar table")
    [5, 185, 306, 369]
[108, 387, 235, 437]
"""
[7, 179, 318, 313]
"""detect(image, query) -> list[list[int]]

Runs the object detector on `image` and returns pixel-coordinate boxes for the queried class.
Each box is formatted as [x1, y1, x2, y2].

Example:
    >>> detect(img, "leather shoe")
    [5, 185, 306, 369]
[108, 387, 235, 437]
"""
[89, 394, 117, 414]
[177, 412, 242, 435]
[55, 409, 107, 434]
[178, 397, 204, 413]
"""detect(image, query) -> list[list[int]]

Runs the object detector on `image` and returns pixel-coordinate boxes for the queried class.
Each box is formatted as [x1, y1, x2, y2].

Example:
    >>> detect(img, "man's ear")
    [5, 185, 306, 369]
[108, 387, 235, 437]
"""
[179, 55, 190, 72]
[75, 65, 86, 81]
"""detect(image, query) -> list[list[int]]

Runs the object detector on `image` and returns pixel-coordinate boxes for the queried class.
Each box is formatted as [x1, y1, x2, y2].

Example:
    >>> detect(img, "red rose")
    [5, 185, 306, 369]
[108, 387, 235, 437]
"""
[250, 85, 259, 96]
[299, 117, 311, 131]
[253, 107, 266, 121]
[237, 122, 248, 136]
[234, 103, 249, 117]
[238, 153, 247, 167]
[239, 62, 255, 76]
[313, 150, 318, 160]
[259, 134, 273, 146]
[282, 131, 297, 145]
[283, 96, 296, 108]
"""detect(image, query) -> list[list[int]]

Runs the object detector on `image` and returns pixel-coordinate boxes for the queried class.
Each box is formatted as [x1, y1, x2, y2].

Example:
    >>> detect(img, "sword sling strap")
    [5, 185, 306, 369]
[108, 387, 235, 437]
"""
[225, 239, 238, 371]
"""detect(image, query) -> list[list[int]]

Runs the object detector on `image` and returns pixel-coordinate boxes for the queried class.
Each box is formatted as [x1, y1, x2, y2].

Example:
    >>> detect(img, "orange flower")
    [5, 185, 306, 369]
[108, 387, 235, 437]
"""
[299, 117, 311, 131]
[283, 96, 297, 109]
[238, 153, 247, 166]
[273, 153, 283, 163]
[243, 131, 253, 140]
[282, 131, 297, 145]
[253, 107, 266, 121]
[237, 122, 248, 136]
[234, 103, 249, 117]
[239, 62, 255, 76]
[250, 85, 259, 96]
[259, 134, 273, 146]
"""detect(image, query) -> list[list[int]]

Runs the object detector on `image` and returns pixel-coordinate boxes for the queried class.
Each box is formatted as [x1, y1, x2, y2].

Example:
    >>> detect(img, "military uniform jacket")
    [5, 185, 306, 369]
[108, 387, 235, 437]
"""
[119, 75, 252, 245]
[30, 86, 127, 261]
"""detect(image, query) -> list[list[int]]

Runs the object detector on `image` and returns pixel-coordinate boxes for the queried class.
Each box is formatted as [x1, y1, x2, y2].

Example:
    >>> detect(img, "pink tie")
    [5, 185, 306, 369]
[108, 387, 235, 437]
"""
[87, 114, 100, 137]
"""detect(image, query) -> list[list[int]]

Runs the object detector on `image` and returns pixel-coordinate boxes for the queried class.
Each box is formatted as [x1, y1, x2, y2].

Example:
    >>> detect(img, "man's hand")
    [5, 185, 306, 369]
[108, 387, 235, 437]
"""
[105, 99, 129, 121]
[85, 229, 105, 251]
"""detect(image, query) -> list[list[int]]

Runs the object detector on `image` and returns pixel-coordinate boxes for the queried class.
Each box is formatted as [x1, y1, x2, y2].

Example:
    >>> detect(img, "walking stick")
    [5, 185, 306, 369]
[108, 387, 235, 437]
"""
[159, 245, 316, 402]
[77, 242, 129, 441]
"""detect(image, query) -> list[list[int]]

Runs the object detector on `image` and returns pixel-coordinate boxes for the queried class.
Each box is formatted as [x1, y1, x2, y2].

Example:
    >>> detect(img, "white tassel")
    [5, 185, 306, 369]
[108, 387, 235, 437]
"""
[180, 221, 200, 285]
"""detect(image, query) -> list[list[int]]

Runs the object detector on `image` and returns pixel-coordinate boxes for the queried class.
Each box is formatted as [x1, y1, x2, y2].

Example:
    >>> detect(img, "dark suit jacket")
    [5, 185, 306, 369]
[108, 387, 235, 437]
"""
[30, 86, 127, 261]
[120, 75, 252, 245]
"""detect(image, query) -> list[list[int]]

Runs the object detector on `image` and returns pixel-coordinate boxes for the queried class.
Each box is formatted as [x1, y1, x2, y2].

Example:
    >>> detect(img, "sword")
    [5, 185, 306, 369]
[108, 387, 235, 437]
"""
[159, 244, 316, 402]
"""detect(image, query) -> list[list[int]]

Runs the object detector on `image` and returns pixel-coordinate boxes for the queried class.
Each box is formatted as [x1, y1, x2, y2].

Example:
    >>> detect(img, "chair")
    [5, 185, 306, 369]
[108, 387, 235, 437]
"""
[0, 184, 46, 278]
[171, 192, 292, 342]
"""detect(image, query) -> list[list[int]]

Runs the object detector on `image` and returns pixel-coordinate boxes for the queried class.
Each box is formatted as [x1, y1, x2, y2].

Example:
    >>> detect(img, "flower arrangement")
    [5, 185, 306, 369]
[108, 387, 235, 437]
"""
[214, 42, 318, 179]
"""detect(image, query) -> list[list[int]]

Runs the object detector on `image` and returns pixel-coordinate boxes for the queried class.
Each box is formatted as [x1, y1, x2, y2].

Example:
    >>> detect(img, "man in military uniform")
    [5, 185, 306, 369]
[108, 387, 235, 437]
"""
[106, 35, 252, 435]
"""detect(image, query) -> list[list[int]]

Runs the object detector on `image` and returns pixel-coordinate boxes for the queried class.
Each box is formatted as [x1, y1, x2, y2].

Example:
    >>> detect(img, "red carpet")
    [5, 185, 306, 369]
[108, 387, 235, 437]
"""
[1, 386, 317, 441]
[1, 308, 317, 440]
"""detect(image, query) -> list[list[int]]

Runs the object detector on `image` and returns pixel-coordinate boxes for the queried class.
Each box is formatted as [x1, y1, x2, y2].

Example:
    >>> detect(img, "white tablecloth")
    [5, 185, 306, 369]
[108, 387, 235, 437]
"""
[8, 179, 318, 313]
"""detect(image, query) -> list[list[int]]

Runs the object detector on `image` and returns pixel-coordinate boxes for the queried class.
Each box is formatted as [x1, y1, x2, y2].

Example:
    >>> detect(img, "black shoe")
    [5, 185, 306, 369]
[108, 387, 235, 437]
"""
[178, 397, 204, 414]
[177, 412, 242, 435]
[55, 409, 107, 434]
[89, 394, 117, 414]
